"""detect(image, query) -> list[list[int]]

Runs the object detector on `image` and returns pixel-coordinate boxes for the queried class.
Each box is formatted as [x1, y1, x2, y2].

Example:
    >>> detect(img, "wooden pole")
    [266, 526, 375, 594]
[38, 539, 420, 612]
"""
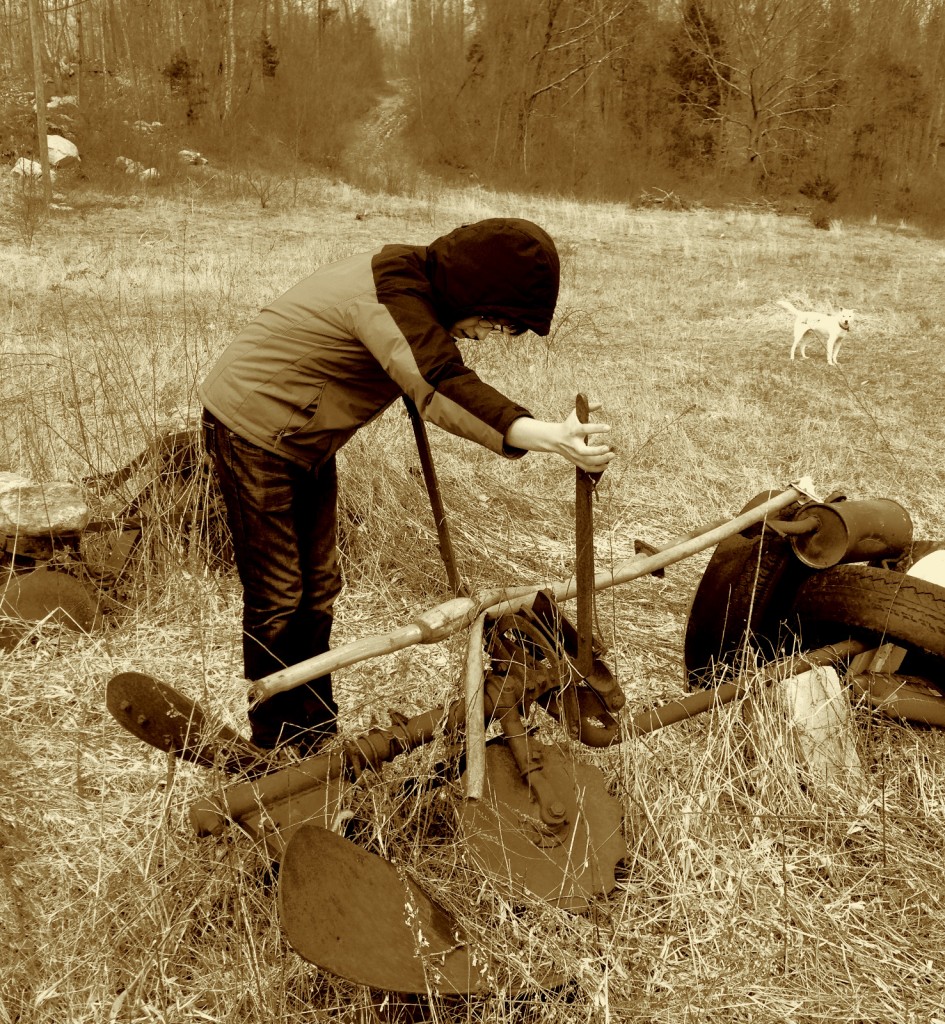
[403, 396, 467, 597]
[463, 613, 487, 800]
[574, 393, 601, 677]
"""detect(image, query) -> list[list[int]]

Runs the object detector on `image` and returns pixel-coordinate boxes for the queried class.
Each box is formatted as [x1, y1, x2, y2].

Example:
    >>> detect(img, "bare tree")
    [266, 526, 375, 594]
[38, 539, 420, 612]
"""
[441, 0, 637, 176]
[222, 0, 237, 120]
[27, 0, 52, 204]
[679, 0, 841, 185]
[517, 0, 635, 173]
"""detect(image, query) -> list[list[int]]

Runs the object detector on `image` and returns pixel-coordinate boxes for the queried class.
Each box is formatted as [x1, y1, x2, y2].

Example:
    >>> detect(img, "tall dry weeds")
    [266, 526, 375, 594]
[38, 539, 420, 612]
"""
[1, 178, 944, 1023]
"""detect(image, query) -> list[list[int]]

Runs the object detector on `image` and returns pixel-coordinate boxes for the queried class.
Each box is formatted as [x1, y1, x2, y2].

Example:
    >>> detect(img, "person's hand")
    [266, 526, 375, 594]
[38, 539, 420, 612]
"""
[504, 403, 614, 473]
[559, 403, 613, 472]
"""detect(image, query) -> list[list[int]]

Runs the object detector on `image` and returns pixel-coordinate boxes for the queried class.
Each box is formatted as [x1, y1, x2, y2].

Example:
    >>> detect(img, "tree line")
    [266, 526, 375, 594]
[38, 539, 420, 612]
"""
[395, 0, 945, 220]
[1, 0, 385, 178]
[3, 0, 944, 223]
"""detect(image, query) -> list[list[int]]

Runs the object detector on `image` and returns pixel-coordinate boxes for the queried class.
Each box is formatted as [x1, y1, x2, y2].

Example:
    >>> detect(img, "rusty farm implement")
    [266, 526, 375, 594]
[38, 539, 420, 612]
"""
[7, 398, 945, 995]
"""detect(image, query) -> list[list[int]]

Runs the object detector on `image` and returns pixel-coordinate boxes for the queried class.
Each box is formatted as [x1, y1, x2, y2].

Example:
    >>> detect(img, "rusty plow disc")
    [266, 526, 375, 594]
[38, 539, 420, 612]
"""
[106, 671, 271, 776]
[457, 740, 627, 912]
[0, 568, 99, 646]
[279, 822, 490, 995]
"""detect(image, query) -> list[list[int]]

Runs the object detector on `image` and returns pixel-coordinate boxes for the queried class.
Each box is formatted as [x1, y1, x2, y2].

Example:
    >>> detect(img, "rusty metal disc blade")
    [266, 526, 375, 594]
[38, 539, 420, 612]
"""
[106, 671, 267, 775]
[457, 741, 626, 913]
[0, 568, 98, 632]
[279, 822, 489, 995]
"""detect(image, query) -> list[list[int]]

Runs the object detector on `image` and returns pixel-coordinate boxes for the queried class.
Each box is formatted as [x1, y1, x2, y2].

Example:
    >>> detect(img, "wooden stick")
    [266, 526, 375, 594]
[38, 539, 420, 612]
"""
[463, 613, 487, 800]
[485, 485, 807, 619]
[403, 396, 468, 597]
[250, 485, 806, 702]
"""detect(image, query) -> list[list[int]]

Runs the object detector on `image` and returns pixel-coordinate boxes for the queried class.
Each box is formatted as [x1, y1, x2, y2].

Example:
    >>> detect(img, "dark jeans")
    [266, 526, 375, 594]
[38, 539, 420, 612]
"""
[202, 410, 341, 749]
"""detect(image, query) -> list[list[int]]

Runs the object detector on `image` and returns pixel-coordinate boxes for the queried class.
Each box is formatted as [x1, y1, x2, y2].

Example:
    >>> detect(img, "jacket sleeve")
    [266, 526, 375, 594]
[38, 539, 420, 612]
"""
[347, 295, 531, 457]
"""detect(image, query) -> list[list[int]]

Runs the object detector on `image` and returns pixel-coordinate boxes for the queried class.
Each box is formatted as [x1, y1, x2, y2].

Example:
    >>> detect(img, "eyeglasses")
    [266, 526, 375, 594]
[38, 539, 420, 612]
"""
[479, 317, 524, 337]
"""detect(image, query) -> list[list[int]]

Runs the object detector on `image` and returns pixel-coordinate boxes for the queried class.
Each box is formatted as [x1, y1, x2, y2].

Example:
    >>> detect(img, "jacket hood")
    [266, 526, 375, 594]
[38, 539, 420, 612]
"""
[426, 218, 560, 336]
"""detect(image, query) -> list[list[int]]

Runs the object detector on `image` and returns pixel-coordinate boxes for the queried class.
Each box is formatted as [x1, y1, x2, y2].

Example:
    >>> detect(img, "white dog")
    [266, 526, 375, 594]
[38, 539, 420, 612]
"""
[777, 299, 854, 366]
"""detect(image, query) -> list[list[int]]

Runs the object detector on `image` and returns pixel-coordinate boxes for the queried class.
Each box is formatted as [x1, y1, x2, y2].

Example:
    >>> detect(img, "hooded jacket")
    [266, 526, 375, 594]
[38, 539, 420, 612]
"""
[199, 218, 560, 468]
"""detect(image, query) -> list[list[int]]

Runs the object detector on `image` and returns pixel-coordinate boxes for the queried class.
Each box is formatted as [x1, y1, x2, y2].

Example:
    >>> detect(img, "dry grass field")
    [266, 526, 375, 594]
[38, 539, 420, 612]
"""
[2, 173, 945, 1023]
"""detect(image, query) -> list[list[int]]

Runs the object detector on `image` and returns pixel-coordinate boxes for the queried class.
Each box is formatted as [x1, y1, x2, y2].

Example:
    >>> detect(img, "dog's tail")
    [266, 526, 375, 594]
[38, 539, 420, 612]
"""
[776, 299, 799, 315]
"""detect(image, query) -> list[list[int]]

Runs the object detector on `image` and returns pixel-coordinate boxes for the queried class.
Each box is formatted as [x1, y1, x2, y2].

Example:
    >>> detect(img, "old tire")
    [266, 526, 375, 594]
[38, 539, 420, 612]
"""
[684, 491, 814, 689]
[791, 565, 945, 689]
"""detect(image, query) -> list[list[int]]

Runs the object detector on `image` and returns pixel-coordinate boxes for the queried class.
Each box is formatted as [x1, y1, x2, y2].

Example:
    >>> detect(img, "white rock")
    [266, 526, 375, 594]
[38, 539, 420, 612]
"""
[178, 149, 208, 165]
[0, 472, 30, 489]
[47, 96, 78, 110]
[0, 476, 89, 536]
[11, 156, 56, 182]
[138, 167, 160, 182]
[46, 134, 80, 167]
[908, 550, 945, 588]
[12, 157, 41, 178]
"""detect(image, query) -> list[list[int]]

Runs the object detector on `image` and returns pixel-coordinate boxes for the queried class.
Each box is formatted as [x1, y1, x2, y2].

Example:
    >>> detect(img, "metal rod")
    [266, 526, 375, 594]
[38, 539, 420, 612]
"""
[190, 698, 468, 835]
[204, 642, 871, 837]
[402, 396, 468, 597]
[624, 640, 868, 737]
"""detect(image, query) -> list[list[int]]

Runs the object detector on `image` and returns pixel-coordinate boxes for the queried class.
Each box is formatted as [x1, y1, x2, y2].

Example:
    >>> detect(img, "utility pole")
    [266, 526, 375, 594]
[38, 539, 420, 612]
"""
[26, 0, 52, 205]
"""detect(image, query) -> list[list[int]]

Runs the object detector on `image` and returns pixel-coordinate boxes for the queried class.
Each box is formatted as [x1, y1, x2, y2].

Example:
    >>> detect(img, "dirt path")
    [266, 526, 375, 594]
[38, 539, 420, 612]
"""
[340, 79, 425, 190]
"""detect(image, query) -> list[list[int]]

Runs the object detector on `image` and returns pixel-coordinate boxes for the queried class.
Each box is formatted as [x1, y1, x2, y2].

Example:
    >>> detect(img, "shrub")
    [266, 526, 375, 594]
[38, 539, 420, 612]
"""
[800, 174, 839, 205]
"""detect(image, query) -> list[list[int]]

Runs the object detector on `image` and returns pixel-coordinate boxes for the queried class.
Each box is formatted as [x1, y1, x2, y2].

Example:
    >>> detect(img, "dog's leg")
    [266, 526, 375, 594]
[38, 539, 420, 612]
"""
[829, 331, 842, 365]
[825, 329, 837, 365]
[790, 324, 807, 360]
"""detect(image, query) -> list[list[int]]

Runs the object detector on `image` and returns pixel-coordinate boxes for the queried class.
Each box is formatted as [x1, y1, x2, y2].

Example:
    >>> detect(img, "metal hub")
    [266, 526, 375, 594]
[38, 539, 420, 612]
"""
[458, 740, 626, 912]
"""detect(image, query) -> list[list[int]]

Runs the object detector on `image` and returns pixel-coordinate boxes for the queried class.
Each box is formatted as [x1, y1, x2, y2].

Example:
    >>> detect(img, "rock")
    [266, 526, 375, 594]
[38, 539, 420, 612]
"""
[178, 149, 208, 165]
[782, 664, 865, 796]
[0, 474, 89, 536]
[46, 96, 78, 111]
[115, 156, 159, 182]
[46, 134, 80, 167]
[115, 155, 143, 174]
[11, 157, 55, 182]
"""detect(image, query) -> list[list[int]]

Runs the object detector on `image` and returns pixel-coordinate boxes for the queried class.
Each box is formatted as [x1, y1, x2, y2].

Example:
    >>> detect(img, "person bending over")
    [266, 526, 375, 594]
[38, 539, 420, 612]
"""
[199, 217, 612, 753]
